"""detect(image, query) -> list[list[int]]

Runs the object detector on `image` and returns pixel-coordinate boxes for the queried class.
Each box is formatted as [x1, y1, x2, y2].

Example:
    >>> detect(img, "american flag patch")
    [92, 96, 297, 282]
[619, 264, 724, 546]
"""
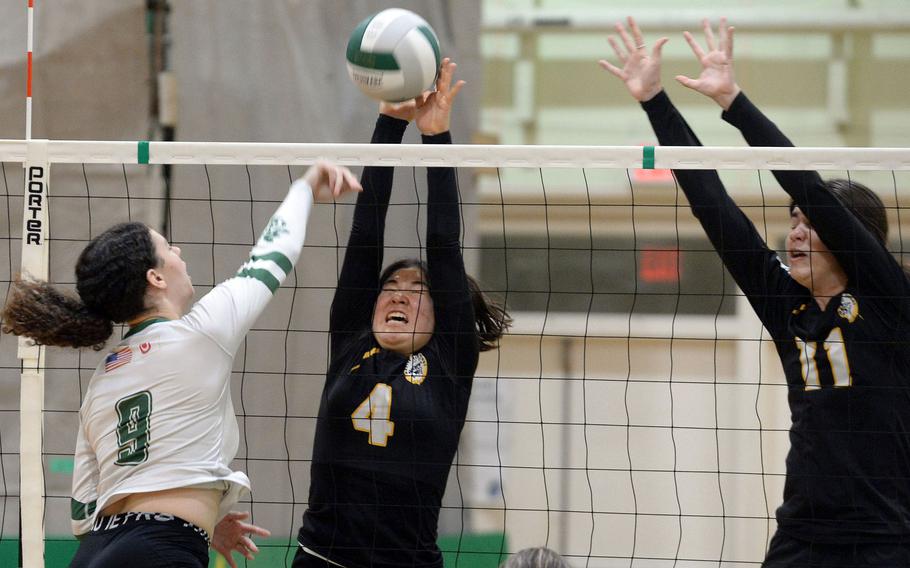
[105, 346, 132, 373]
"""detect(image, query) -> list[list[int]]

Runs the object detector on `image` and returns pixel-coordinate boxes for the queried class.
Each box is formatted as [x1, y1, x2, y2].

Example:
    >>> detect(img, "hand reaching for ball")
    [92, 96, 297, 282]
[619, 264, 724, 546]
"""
[379, 58, 464, 135]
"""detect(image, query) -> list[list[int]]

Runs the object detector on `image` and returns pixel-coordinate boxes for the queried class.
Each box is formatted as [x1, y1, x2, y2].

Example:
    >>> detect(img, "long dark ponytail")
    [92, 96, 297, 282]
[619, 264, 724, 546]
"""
[379, 258, 512, 352]
[2, 222, 158, 350]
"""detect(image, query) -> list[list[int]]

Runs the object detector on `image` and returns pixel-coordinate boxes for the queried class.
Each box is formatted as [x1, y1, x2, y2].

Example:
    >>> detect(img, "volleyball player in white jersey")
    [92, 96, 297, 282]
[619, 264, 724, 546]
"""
[3, 162, 361, 567]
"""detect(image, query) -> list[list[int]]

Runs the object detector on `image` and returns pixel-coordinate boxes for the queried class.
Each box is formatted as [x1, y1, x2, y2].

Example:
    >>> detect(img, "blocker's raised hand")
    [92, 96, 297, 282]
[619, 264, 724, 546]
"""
[380, 98, 418, 123]
[415, 57, 465, 136]
[675, 18, 741, 110]
[598, 16, 669, 102]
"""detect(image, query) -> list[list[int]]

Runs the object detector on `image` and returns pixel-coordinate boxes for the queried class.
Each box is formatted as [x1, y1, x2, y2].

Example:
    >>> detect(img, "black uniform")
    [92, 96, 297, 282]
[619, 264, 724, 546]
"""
[642, 92, 910, 559]
[294, 115, 478, 568]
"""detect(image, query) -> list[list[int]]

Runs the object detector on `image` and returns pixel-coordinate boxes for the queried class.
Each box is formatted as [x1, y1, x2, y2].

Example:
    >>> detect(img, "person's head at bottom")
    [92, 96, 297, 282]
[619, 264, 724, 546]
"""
[502, 547, 570, 568]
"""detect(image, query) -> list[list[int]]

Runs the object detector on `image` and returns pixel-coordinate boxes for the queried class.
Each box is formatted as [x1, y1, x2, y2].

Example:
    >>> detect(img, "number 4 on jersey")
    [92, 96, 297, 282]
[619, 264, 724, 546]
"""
[351, 383, 395, 446]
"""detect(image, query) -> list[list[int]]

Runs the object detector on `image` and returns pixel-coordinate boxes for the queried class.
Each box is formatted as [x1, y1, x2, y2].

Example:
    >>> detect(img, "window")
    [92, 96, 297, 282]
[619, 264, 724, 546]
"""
[480, 235, 738, 316]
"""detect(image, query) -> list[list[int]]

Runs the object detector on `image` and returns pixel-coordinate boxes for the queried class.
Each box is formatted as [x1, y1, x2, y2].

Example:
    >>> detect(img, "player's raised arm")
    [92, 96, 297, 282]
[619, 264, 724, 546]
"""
[185, 161, 360, 355]
[597, 17, 789, 320]
[328, 106, 409, 351]
[677, 19, 907, 300]
[416, 58, 479, 379]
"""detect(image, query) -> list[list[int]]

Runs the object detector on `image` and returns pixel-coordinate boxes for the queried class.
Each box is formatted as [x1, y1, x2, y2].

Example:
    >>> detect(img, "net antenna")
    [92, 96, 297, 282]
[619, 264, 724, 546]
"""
[145, 0, 176, 237]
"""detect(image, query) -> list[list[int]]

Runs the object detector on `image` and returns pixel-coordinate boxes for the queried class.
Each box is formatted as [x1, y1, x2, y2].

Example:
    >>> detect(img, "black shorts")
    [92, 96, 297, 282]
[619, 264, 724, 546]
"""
[68, 512, 210, 568]
[764, 530, 910, 568]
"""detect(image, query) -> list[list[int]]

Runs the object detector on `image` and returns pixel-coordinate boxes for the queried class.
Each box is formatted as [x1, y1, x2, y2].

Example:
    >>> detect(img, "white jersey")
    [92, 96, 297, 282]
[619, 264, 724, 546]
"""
[70, 179, 314, 536]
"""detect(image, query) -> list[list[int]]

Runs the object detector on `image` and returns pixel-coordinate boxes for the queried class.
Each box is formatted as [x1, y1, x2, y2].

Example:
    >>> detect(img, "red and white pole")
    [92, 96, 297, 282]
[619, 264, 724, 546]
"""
[26, 0, 34, 140]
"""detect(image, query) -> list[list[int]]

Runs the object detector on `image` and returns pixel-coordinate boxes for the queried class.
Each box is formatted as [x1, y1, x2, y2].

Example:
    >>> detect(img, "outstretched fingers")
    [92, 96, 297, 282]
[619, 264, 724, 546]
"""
[449, 79, 466, 102]
[606, 35, 627, 64]
[436, 57, 453, 92]
[238, 536, 259, 559]
[702, 18, 717, 52]
[674, 74, 699, 90]
[598, 17, 668, 102]
[682, 30, 706, 61]
[650, 36, 669, 61]
[598, 58, 624, 79]
[615, 21, 637, 54]
[433, 58, 466, 103]
[628, 16, 646, 51]
[723, 20, 735, 59]
[676, 18, 741, 109]
[212, 511, 271, 568]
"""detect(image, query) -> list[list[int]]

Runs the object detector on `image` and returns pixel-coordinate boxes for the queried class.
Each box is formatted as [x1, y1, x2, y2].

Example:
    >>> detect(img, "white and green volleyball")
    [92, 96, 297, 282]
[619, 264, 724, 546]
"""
[346, 8, 441, 102]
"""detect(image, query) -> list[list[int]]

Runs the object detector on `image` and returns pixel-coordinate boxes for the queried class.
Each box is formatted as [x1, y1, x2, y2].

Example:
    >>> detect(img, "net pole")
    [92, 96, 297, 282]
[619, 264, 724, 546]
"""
[20, 4, 46, 565]
[19, 141, 49, 568]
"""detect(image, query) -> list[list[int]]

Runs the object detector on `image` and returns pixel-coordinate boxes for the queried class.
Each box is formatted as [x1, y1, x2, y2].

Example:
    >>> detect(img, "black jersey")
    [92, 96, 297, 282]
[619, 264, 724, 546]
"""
[297, 115, 478, 567]
[642, 91, 910, 542]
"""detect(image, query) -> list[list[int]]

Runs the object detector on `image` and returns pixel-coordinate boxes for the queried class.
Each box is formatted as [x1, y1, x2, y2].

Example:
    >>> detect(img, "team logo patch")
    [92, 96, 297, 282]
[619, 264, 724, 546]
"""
[105, 346, 132, 372]
[404, 353, 428, 385]
[837, 293, 859, 323]
[138, 342, 152, 354]
[261, 216, 288, 243]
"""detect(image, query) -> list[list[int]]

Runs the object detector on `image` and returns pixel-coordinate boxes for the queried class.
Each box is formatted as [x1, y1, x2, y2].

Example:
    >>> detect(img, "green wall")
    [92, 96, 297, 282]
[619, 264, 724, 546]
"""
[1, 533, 507, 568]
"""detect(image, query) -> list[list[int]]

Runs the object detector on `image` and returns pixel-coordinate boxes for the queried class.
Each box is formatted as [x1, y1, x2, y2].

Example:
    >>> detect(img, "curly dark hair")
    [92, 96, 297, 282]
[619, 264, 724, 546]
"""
[2, 222, 158, 350]
[379, 258, 512, 352]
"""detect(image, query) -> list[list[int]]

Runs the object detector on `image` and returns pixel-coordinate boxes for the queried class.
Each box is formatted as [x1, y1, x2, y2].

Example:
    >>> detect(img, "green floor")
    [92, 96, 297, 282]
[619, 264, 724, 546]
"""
[2, 533, 507, 567]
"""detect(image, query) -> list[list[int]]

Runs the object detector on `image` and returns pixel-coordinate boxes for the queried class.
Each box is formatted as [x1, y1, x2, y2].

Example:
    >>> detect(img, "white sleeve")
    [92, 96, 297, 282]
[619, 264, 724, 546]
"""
[70, 421, 100, 537]
[183, 179, 314, 355]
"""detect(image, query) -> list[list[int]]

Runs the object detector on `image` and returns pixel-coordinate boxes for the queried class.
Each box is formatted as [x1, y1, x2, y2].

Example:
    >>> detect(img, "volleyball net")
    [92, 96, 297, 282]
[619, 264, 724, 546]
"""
[1, 141, 910, 567]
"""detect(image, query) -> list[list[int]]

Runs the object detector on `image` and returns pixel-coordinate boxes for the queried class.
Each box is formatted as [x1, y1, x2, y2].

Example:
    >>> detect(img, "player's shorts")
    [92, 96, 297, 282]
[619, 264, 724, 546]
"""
[763, 530, 910, 567]
[68, 512, 210, 568]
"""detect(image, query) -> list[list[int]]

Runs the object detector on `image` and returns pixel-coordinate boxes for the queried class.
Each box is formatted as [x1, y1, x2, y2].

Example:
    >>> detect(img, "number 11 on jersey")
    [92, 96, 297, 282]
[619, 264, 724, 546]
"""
[351, 383, 395, 447]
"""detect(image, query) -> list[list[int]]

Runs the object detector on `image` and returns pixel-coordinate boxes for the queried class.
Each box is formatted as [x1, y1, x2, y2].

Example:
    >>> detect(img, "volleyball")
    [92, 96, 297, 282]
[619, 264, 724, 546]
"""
[345, 8, 441, 102]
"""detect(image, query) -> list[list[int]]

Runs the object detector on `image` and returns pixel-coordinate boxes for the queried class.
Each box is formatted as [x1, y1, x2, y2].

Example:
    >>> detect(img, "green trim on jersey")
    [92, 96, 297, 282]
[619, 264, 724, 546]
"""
[237, 268, 280, 293]
[251, 251, 292, 275]
[123, 317, 171, 339]
[71, 498, 96, 521]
